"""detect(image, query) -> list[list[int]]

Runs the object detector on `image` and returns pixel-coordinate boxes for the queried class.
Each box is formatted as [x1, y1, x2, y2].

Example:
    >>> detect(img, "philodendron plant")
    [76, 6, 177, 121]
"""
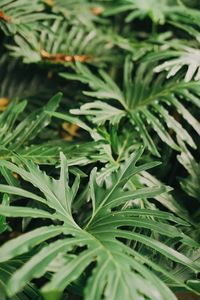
[0, 0, 200, 299]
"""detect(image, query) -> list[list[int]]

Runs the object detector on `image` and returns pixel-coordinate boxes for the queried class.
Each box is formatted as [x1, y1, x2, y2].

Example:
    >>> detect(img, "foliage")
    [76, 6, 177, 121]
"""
[0, 0, 199, 299]
[61, 60, 200, 157]
[0, 151, 199, 300]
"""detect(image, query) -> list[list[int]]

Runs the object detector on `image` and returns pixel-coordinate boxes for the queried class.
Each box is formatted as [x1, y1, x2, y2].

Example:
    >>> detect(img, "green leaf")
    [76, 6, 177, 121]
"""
[0, 225, 68, 262]
[0, 205, 59, 220]
[7, 237, 88, 297]
[0, 152, 76, 222]
[65, 60, 199, 156]
[71, 101, 126, 125]
[154, 46, 200, 82]
[0, 260, 41, 300]
[0, 152, 198, 300]
[0, 93, 62, 151]
[0, 194, 9, 234]
[177, 142, 200, 200]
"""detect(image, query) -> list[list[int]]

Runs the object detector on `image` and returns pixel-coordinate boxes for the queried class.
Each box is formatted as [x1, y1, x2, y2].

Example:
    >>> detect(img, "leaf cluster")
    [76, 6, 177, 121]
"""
[0, 1, 199, 300]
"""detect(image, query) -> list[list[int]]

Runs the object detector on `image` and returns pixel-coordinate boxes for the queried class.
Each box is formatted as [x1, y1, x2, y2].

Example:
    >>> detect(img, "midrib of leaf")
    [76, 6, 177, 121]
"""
[43, 227, 131, 296]
[86, 230, 127, 279]
[84, 149, 156, 229]
[76, 224, 125, 271]
[84, 162, 133, 230]
[84, 230, 175, 300]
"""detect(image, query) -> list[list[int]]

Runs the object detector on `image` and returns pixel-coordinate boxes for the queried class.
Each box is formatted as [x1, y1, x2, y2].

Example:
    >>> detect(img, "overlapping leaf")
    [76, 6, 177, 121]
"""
[104, 0, 200, 40]
[61, 59, 200, 156]
[0, 0, 55, 36]
[0, 150, 199, 300]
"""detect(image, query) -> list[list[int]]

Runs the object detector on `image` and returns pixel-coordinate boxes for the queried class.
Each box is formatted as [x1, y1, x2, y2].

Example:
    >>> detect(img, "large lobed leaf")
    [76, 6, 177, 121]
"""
[0, 150, 199, 299]
[60, 59, 200, 157]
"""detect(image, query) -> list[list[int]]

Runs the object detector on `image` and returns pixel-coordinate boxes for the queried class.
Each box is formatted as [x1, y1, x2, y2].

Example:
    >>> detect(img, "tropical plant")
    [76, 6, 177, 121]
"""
[0, 150, 199, 300]
[61, 60, 200, 157]
[0, 0, 199, 299]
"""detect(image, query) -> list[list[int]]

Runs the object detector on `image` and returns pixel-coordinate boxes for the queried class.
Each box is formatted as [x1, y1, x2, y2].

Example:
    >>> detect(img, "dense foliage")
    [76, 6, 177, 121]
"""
[0, 0, 199, 299]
